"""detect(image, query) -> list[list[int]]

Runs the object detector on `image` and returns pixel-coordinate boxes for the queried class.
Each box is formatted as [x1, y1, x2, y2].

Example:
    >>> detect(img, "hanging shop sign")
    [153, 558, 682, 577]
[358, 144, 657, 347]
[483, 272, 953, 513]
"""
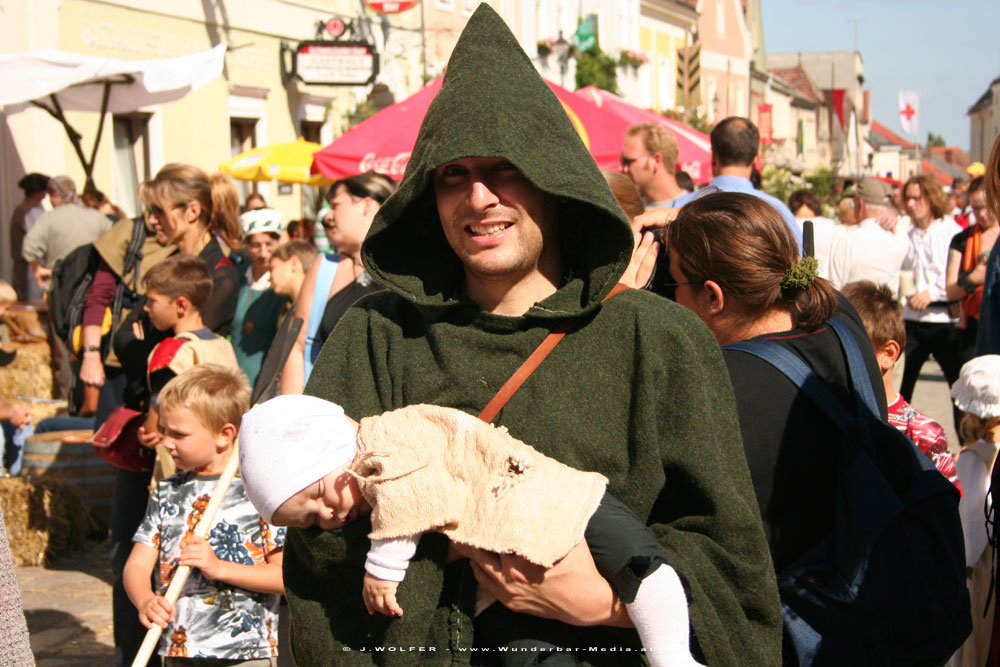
[325, 18, 346, 38]
[294, 41, 378, 86]
[364, 0, 420, 14]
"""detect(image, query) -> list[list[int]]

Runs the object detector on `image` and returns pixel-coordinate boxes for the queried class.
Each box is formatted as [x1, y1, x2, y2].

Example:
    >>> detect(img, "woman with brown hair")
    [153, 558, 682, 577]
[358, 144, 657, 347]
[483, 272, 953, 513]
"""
[899, 174, 964, 406]
[665, 192, 936, 663]
[946, 176, 998, 363]
[280, 171, 395, 394]
[77, 163, 242, 667]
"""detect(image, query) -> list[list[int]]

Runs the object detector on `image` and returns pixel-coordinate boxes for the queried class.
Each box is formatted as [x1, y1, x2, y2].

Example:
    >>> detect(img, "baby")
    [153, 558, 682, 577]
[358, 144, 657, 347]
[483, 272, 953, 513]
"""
[239, 395, 702, 666]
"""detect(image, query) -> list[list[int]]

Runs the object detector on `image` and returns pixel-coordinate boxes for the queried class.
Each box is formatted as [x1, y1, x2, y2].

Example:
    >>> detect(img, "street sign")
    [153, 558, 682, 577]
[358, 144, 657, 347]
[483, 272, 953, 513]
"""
[294, 41, 379, 86]
[325, 18, 346, 38]
[364, 0, 419, 13]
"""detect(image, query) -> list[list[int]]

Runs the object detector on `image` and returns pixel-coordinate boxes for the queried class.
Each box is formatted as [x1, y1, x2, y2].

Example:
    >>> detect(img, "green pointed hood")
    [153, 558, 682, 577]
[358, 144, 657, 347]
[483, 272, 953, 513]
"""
[361, 3, 633, 320]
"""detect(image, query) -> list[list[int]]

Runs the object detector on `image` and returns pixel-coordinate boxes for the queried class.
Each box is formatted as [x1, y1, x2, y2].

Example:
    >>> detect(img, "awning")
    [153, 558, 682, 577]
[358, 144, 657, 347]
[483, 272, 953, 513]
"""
[0, 45, 227, 181]
[0, 44, 226, 110]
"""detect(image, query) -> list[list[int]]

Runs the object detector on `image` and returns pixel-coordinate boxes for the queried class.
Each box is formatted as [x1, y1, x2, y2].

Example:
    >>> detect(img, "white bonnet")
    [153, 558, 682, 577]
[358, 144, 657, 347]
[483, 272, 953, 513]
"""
[950, 355, 1000, 420]
[239, 208, 284, 237]
[239, 394, 357, 523]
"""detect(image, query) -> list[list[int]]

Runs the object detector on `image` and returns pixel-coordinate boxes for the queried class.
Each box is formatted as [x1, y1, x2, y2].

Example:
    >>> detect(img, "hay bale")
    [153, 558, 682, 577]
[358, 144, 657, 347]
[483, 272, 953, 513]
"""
[0, 340, 53, 401]
[0, 476, 94, 566]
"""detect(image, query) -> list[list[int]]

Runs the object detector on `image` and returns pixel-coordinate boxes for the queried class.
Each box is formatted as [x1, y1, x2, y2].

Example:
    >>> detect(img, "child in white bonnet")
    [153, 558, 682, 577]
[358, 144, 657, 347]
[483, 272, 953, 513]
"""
[239, 394, 702, 666]
[950, 355, 1000, 667]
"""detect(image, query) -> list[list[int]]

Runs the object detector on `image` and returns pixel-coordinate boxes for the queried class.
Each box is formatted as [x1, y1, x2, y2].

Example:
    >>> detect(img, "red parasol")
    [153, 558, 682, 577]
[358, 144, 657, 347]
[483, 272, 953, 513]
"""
[312, 78, 659, 181]
[575, 86, 712, 184]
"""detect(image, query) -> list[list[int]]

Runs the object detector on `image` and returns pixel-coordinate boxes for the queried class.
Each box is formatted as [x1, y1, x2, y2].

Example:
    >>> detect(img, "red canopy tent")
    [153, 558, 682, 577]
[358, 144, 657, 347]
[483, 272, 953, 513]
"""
[312, 78, 662, 181]
[576, 86, 712, 184]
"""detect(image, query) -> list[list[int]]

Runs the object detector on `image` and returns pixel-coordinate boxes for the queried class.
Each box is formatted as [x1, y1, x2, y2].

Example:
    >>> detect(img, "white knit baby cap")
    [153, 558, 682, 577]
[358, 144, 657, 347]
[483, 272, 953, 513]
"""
[239, 394, 358, 523]
[951, 355, 1000, 419]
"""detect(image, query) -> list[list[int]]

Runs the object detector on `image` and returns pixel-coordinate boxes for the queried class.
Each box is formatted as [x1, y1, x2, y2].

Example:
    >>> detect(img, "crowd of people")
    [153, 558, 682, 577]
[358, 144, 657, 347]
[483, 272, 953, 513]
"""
[3, 4, 1000, 666]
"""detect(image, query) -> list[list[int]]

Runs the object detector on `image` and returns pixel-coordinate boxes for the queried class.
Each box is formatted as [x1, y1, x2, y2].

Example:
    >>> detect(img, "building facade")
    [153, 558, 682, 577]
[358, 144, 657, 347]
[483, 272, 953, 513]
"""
[0, 0, 424, 282]
[969, 76, 1000, 164]
[767, 50, 869, 176]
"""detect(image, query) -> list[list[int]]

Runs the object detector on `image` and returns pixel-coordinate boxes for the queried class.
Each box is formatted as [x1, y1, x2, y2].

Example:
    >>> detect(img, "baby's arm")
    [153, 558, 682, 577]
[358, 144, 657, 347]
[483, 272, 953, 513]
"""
[124, 542, 175, 629]
[362, 535, 420, 617]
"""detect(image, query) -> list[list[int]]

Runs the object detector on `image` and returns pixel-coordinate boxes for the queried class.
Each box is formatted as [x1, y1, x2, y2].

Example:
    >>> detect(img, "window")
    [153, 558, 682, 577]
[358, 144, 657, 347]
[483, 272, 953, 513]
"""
[463, 0, 478, 14]
[112, 115, 150, 217]
[437, 0, 455, 10]
[717, 0, 726, 38]
[230, 118, 258, 203]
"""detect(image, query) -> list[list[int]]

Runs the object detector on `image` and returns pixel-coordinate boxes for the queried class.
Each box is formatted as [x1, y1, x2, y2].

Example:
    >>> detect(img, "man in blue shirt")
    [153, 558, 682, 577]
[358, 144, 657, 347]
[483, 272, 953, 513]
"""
[671, 117, 802, 252]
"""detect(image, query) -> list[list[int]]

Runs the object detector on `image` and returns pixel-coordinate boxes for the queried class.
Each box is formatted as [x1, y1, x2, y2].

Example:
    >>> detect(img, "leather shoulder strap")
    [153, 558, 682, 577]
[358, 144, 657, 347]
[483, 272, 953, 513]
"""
[478, 283, 630, 423]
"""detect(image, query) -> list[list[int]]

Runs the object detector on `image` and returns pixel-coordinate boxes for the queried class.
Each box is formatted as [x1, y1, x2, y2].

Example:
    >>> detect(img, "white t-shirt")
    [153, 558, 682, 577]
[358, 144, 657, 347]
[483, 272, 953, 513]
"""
[826, 217, 908, 296]
[901, 216, 963, 323]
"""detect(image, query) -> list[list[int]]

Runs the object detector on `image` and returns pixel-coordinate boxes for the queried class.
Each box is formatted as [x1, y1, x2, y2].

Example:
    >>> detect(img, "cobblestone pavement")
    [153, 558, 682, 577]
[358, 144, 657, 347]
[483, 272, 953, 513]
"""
[13, 360, 960, 664]
[16, 538, 115, 666]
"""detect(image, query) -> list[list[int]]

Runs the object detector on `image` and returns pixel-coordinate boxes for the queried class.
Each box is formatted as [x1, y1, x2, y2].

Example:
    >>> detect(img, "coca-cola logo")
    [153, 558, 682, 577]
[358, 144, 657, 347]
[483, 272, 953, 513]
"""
[679, 160, 702, 182]
[359, 152, 411, 179]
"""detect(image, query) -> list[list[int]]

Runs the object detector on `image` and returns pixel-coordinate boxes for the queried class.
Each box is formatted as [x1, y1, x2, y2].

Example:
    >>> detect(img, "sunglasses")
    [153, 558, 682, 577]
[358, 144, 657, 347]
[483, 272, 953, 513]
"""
[146, 202, 187, 218]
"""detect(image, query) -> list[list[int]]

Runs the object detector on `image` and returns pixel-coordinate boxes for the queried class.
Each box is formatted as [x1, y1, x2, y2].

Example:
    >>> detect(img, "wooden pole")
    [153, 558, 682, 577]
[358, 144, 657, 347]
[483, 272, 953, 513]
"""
[131, 446, 242, 667]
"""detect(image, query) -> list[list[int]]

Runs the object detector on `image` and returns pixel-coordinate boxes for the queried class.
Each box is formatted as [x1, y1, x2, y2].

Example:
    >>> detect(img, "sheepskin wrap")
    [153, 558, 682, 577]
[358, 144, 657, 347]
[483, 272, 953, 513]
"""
[353, 404, 608, 568]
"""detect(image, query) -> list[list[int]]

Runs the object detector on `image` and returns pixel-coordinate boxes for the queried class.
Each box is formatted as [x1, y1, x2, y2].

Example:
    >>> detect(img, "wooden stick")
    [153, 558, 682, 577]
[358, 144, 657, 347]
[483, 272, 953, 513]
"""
[131, 445, 241, 667]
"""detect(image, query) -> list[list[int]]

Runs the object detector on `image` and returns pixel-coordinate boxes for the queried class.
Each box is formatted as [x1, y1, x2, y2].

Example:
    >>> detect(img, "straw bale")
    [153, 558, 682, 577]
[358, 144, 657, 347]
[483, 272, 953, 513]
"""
[0, 339, 53, 400]
[0, 476, 94, 566]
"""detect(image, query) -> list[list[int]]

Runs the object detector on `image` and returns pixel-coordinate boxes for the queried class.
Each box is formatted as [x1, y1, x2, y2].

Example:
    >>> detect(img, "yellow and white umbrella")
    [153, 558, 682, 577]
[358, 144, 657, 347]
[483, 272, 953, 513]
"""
[220, 137, 330, 186]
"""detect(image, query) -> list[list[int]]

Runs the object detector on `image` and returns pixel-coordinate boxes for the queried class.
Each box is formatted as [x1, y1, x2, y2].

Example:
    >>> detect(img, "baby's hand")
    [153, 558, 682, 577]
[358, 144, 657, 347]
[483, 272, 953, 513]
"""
[363, 572, 404, 617]
[138, 594, 175, 629]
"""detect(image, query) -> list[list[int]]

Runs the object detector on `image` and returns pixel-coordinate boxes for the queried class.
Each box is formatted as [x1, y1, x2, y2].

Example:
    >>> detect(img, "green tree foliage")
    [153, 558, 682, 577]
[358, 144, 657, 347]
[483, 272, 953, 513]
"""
[927, 132, 946, 147]
[804, 166, 837, 203]
[760, 164, 797, 203]
[575, 46, 618, 94]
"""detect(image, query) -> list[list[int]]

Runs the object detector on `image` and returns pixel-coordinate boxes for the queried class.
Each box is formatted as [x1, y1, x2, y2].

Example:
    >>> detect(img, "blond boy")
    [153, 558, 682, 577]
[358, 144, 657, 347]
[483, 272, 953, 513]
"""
[123, 365, 284, 663]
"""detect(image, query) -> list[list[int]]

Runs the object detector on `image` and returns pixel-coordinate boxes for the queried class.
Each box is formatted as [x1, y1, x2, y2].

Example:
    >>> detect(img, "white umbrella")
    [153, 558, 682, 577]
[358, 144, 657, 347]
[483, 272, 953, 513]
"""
[0, 44, 227, 181]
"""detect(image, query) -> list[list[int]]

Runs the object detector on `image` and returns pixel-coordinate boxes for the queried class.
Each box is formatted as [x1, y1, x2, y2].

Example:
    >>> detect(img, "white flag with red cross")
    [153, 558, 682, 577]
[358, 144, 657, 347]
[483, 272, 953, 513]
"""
[899, 91, 918, 136]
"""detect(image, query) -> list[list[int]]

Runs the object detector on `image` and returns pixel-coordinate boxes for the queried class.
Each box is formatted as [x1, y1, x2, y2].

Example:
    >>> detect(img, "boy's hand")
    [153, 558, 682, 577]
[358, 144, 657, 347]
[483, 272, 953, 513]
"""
[362, 573, 404, 617]
[180, 536, 225, 581]
[9, 405, 31, 429]
[138, 594, 175, 629]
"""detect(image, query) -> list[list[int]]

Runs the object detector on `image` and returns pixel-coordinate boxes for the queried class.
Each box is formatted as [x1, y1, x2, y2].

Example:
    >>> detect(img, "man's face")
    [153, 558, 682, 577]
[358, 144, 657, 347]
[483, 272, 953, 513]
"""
[969, 189, 996, 230]
[620, 135, 655, 195]
[433, 157, 560, 287]
[904, 183, 932, 223]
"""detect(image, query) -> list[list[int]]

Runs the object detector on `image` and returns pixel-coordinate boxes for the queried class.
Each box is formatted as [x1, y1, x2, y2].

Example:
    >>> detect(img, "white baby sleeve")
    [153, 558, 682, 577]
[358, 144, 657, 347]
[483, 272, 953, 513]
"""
[365, 535, 421, 582]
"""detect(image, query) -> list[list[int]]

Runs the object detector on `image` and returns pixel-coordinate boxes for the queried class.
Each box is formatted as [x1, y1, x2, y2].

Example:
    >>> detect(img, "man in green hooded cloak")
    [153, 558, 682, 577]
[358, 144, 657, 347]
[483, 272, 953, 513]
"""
[283, 5, 781, 665]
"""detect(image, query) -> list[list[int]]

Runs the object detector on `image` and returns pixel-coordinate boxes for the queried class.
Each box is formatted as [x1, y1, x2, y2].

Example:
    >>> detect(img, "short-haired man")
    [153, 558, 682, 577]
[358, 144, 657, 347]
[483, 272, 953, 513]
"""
[898, 174, 964, 408]
[671, 117, 802, 251]
[283, 6, 780, 665]
[826, 178, 908, 295]
[620, 123, 686, 208]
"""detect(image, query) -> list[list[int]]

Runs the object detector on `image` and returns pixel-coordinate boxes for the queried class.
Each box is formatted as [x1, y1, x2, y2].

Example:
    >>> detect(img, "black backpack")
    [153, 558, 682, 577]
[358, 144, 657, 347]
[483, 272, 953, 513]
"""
[49, 216, 146, 351]
[726, 316, 971, 666]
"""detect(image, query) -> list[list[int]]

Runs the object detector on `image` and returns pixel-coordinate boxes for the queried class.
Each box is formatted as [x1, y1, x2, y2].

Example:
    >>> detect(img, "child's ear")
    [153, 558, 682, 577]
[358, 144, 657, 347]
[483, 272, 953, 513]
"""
[217, 422, 238, 450]
[875, 339, 900, 374]
[175, 295, 192, 317]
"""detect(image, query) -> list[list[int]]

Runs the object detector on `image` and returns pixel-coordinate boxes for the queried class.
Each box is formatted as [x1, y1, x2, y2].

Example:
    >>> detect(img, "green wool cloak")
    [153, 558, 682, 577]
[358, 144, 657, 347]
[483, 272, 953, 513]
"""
[285, 5, 781, 665]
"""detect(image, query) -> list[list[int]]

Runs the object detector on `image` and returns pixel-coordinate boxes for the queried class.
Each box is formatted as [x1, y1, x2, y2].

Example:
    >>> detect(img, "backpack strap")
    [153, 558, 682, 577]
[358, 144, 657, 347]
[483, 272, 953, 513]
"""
[724, 316, 879, 431]
[725, 336, 854, 431]
[108, 217, 147, 356]
[825, 316, 880, 421]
